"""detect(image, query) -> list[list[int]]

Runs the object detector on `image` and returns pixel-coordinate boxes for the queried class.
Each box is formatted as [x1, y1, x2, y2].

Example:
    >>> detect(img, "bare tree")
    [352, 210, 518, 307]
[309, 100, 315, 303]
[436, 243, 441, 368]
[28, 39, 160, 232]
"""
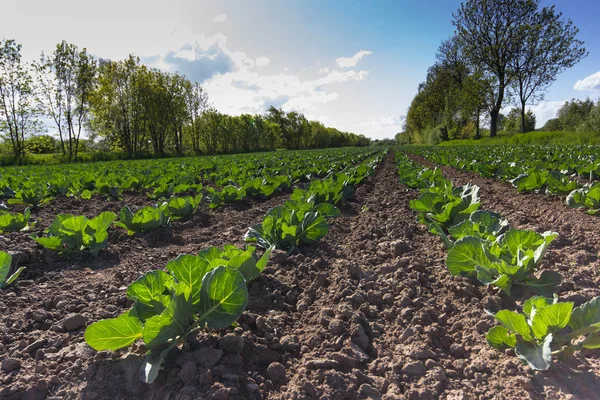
[0, 39, 39, 158]
[453, 0, 539, 137]
[35, 41, 97, 160]
[509, 6, 587, 133]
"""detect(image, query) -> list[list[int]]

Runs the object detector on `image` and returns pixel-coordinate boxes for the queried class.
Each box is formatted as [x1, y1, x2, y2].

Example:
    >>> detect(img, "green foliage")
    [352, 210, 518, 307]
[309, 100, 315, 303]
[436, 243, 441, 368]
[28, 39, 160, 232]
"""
[197, 245, 272, 281]
[0, 251, 26, 289]
[410, 183, 481, 231]
[452, 0, 586, 137]
[541, 118, 561, 132]
[446, 229, 560, 296]
[25, 135, 56, 154]
[487, 295, 600, 370]
[395, 153, 447, 189]
[207, 185, 246, 209]
[245, 197, 340, 252]
[116, 205, 170, 235]
[410, 145, 599, 213]
[0, 147, 382, 208]
[448, 210, 508, 242]
[0, 207, 32, 233]
[438, 130, 600, 146]
[566, 183, 600, 215]
[557, 98, 595, 131]
[33, 212, 117, 256]
[84, 252, 254, 383]
[0, 39, 39, 158]
[579, 102, 600, 133]
[399, 149, 560, 295]
[7, 182, 51, 208]
[503, 108, 536, 133]
[165, 195, 202, 220]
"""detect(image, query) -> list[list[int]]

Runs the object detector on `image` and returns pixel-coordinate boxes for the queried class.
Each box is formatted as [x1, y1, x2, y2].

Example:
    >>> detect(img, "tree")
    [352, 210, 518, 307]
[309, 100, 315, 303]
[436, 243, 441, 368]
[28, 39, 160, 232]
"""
[184, 82, 209, 153]
[265, 106, 287, 148]
[35, 41, 97, 160]
[509, 5, 586, 133]
[541, 118, 561, 131]
[504, 107, 536, 133]
[556, 98, 594, 131]
[579, 101, 600, 133]
[461, 71, 493, 139]
[0, 39, 39, 158]
[453, 0, 540, 137]
[90, 56, 148, 155]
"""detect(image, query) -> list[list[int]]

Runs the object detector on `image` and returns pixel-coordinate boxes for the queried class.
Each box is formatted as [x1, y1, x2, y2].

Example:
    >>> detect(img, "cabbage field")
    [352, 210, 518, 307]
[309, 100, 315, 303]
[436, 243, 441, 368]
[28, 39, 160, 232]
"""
[0, 146, 599, 399]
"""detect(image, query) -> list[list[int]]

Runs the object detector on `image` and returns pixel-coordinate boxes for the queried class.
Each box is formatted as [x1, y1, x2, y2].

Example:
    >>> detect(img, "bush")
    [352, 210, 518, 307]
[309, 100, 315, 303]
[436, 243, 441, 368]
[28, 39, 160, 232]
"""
[541, 118, 561, 131]
[460, 121, 476, 139]
[423, 124, 448, 144]
[25, 135, 56, 154]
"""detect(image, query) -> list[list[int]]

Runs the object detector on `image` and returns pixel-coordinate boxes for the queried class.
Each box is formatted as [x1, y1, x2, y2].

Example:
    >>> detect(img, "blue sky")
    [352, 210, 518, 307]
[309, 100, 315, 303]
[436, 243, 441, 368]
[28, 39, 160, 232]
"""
[2, 0, 600, 139]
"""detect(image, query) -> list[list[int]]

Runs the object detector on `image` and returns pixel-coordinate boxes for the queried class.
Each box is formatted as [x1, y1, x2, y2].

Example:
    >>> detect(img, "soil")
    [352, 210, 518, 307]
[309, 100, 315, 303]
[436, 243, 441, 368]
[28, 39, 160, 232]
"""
[0, 151, 599, 400]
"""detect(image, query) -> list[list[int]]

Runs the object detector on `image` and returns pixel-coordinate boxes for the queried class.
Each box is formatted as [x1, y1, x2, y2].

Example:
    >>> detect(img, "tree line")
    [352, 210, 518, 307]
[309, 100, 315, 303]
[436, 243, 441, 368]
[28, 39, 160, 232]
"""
[398, 0, 587, 144]
[0, 39, 369, 161]
[542, 98, 600, 133]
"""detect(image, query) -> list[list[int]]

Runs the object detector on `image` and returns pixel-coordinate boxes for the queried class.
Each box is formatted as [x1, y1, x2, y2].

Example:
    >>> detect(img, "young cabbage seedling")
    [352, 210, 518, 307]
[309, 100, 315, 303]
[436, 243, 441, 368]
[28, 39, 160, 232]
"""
[0, 207, 32, 233]
[487, 295, 600, 370]
[84, 246, 270, 383]
[116, 204, 170, 235]
[0, 251, 25, 289]
[33, 212, 117, 256]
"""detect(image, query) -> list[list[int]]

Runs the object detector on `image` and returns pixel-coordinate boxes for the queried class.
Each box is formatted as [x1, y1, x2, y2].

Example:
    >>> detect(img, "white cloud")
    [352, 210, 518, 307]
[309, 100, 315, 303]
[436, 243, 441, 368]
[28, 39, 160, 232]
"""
[143, 33, 370, 118]
[336, 50, 372, 68]
[359, 116, 402, 128]
[529, 101, 565, 127]
[213, 14, 227, 23]
[203, 64, 369, 116]
[574, 71, 600, 91]
[318, 67, 329, 74]
[500, 101, 565, 128]
[143, 33, 237, 82]
[255, 56, 270, 67]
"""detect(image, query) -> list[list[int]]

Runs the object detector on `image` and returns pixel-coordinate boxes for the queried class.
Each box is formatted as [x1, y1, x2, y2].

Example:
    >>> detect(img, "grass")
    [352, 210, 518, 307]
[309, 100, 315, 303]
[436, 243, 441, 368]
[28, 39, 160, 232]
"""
[0, 151, 180, 167]
[439, 130, 600, 146]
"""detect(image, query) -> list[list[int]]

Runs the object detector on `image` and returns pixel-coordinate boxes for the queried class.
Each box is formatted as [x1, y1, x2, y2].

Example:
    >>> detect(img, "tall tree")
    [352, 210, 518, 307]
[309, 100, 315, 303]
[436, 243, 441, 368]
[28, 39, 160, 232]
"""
[509, 6, 586, 133]
[35, 41, 96, 160]
[34, 52, 65, 154]
[184, 81, 209, 153]
[453, 0, 539, 137]
[0, 39, 39, 158]
[90, 56, 148, 155]
[36, 40, 96, 161]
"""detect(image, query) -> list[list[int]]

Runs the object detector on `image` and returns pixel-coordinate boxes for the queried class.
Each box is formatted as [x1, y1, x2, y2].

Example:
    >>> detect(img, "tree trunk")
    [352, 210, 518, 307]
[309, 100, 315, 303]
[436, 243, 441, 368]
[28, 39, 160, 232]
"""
[475, 110, 481, 139]
[490, 108, 499, 137]
[520, 101, 527, 133]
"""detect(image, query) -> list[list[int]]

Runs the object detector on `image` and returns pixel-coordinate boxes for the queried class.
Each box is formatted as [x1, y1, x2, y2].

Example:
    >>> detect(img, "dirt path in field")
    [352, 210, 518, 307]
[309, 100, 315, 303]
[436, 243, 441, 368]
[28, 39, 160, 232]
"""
[244, 152, 539, 400]
[2, 151, 599, 400]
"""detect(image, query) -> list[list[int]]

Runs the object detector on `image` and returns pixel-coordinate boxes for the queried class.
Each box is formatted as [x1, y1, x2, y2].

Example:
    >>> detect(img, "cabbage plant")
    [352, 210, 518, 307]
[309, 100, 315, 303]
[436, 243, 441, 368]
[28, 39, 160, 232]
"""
[487, 295, 600, 370]
[84, 253, 254, 383]
[0, 251, 25, 289]
[0, 208, 32, 233]
[116, 204, 170, 235]
[33, 212, 117, 256]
